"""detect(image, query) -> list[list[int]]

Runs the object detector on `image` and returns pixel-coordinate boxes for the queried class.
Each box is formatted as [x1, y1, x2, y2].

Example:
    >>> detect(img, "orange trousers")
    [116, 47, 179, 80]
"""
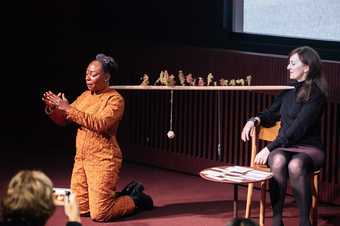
[71, 155, 135, 221]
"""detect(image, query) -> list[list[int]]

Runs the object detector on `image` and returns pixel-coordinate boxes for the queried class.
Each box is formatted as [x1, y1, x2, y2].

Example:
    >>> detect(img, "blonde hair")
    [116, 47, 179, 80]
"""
[1, 170, 56, 225]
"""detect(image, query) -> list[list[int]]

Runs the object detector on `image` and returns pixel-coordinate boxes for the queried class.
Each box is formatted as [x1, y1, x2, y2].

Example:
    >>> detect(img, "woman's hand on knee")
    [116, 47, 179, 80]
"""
[254, 147, 270, 165]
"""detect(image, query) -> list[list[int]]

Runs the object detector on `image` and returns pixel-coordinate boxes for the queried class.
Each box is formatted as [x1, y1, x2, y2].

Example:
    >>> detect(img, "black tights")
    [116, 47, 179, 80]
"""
[268, 150, 314, 226]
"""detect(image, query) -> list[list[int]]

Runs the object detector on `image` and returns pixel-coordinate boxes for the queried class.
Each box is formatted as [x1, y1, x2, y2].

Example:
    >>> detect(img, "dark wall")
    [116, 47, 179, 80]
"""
[3, 0, 339, 153]
[3, 0, 225, 151]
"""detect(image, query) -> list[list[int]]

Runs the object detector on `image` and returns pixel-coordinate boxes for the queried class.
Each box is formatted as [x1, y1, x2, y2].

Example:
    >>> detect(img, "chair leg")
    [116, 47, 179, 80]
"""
[259, 181, 266, 226]
[245, 183, 254, 218]
[311, 174, 319, 226]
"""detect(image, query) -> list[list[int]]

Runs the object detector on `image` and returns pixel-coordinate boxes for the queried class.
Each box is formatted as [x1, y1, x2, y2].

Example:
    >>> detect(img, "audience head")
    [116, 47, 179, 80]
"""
[227, 217, 259, 226]
[1, 170, 55, 226]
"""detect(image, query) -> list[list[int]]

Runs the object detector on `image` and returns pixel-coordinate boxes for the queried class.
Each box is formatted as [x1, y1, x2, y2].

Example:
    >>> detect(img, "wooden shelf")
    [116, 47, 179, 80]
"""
[110, 85, 294, 91]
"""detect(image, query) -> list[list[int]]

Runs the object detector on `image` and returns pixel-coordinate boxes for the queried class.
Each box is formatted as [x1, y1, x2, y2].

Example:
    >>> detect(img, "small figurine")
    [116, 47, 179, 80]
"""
[197, 77, 205, 86]
[219, 78, 225, 86]
[140, 74, 150, 86]
[166, 74, 176, 86]
[185, 73, 195, 86]
[161, 70, 169, 85]
[207, 73, 214, 86]
[178, 70, 186, 86]
[236, 78, 245, 86]
[246, 75, 252, 86]
[154, 70, 164, 85]
[154, 70, 172, 86]
[229, 79, 236, 86]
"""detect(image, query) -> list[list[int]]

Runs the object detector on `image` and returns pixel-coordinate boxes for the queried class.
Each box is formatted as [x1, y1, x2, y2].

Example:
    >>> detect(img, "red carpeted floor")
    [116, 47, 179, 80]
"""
[1, 150, 339, 226]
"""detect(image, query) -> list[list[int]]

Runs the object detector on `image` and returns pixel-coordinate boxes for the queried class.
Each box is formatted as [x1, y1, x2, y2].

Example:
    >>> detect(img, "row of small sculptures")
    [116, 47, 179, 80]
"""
[140, 70, 252, 86]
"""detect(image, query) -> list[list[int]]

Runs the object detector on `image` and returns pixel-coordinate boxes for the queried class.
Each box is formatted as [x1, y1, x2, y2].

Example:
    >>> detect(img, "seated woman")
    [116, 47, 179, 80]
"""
[241, 46, 328, 226]
[1, 170, 81, 226]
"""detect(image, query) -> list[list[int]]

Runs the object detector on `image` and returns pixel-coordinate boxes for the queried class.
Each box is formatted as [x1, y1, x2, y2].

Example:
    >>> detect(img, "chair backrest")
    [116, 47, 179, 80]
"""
[250, 121, 281, 167]
[258, 121, 281, 141]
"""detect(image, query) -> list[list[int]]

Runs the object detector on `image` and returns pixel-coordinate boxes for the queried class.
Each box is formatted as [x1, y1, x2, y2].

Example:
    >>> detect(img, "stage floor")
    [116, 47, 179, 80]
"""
[1, 150, 339, 226]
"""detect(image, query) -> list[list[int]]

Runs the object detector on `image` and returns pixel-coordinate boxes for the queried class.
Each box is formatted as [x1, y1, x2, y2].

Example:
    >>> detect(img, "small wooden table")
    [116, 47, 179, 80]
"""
[199, 165, 272, 219]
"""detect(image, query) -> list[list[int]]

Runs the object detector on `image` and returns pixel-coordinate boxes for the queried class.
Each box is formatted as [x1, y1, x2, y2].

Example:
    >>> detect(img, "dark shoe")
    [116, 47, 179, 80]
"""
[120, 180, 144, 196]
[131, 192, 154, 211]
[129, 182, 145, 197]
[80, 212, 90, 217]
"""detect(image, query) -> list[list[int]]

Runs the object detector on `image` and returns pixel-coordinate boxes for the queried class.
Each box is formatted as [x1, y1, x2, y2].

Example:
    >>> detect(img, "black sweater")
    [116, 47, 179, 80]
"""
[257, 81, 326, 151]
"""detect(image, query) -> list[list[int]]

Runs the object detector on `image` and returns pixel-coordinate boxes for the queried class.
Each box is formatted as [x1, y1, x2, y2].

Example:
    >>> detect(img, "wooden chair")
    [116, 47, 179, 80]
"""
[245, 121, 320, 226]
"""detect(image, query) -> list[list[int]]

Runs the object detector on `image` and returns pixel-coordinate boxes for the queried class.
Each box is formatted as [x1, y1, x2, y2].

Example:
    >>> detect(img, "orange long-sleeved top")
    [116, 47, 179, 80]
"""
[65, 88, 125, 161]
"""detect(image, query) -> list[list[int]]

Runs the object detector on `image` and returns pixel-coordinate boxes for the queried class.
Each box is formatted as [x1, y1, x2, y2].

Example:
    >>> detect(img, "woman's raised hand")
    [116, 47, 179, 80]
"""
[42, 91, 57, 108]
[57, 93, 70, 111]
[42, 91, 69, 111]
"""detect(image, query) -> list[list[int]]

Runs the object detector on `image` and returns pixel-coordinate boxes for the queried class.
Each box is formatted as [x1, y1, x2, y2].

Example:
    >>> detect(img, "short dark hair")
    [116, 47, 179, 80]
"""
[95, 53, 118, 75]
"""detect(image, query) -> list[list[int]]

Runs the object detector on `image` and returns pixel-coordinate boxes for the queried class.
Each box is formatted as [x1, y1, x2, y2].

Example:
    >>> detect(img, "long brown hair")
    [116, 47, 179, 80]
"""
[289, 46, 328, 102]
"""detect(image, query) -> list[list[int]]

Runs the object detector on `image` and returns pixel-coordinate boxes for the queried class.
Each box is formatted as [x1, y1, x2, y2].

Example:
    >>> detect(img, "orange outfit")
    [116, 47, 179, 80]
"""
[64, 88, 135, 221]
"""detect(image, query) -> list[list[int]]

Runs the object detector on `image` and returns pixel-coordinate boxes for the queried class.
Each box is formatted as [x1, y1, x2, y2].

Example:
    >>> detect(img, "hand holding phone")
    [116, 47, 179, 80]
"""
[64, 192, 81, 223]
[53, 188, 71, 206]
